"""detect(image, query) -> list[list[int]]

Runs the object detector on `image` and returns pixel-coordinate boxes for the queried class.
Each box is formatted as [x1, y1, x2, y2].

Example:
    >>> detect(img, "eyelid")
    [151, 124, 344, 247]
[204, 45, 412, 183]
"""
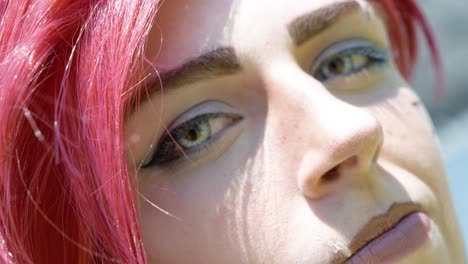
[143, 101, 243, 168]
[167, 101, 237, 130]
[145, 113, 243, 168]
[310, 38, 387, 72]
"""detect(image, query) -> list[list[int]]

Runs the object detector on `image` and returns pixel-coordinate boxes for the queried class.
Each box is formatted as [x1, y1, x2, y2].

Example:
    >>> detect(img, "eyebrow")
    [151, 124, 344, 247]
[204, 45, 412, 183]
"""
[288, 0, 360, 45]
[139, 0, 361, 99]
[141, 47, 241, 97]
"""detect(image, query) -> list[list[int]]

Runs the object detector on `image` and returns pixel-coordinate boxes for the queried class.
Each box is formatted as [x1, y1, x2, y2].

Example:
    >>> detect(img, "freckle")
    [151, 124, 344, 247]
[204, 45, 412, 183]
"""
[411, 101, 420, 107]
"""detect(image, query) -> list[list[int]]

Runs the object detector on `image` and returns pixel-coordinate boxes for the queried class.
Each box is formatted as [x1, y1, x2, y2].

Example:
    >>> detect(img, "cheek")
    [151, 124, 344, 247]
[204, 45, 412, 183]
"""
[138, 170, 242, 262]
[371, 86, 448, 197]
[136, 128, 264, 262]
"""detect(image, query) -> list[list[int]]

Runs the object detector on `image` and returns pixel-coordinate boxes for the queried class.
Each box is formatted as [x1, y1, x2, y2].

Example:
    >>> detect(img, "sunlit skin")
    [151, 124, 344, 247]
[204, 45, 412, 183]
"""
[125, 0, 465, 263]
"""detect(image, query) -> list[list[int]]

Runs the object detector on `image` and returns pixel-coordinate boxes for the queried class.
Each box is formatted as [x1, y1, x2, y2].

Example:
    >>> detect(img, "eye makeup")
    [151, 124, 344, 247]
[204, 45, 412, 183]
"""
[310, 39, 389, 82]
[141, 101, 244, 168]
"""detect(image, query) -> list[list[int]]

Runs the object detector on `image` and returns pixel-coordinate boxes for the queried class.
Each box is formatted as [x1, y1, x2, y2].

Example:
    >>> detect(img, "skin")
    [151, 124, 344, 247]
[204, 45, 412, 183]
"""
[125, 0, 466, 263]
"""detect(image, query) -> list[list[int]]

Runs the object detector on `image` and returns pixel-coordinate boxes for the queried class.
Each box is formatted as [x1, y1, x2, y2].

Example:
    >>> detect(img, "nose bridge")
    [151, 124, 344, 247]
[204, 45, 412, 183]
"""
[269, 67, 382, 153]
[266, 68, 383, 199]
[293, 81, 383, 168]
[313, 97, 383, 168]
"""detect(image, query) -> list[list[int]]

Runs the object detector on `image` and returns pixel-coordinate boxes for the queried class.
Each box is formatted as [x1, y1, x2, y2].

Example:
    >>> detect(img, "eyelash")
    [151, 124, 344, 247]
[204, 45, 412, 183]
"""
[311, 41, 388, 82]
[141, 41, 386, 168]
[142, 112, 242, 168]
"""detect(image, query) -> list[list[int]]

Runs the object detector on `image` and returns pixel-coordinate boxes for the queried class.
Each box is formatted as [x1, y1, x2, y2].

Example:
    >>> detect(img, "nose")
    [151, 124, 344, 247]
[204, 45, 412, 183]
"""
[266, 68, 384, 199]
[297, 100, 383, 199]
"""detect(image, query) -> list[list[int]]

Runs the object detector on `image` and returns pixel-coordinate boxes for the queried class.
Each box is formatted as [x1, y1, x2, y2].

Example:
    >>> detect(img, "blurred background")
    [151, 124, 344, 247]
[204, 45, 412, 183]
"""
[413, 0, 468, 253]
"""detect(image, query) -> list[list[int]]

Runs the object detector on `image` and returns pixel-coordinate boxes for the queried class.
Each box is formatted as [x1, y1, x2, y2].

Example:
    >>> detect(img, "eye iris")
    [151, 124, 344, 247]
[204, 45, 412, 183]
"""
[312, 41, 390, 83]
[328, 57, 347, 74]
[178, 121, 210, 147]
[143, 112, 243, 168]
[184, 129, 199, 141]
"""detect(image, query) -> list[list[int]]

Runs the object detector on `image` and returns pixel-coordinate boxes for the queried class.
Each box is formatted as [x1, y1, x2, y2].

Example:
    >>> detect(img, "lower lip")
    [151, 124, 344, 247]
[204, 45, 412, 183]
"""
[345, 212, 431, 264]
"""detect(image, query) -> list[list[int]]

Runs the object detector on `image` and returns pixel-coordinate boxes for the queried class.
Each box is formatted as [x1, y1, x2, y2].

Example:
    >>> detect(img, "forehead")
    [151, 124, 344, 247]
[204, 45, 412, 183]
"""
[146, 0, 357, 67]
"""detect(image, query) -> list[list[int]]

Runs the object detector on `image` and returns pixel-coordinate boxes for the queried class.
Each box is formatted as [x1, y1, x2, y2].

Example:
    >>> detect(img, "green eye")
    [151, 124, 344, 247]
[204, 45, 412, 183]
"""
[177, 120, 211, 148]
[312, 40, 388, 82]
[143, 112, 242, 168]
[320, 56, 353, 77]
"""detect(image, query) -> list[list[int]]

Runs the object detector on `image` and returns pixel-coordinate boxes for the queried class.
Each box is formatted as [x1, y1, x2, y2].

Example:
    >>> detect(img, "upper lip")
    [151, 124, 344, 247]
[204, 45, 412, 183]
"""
[336, 202, 426, 263]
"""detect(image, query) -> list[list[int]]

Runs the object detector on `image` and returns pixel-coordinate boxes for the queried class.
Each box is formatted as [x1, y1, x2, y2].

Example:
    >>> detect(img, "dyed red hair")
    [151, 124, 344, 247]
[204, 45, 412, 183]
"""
[0, 0, 440, 263]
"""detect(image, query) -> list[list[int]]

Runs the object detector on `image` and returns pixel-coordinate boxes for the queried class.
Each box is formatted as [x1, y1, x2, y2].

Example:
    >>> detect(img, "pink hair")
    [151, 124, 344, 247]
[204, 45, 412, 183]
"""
[0, 0, 159, 263]
[0, 0, 440, 263]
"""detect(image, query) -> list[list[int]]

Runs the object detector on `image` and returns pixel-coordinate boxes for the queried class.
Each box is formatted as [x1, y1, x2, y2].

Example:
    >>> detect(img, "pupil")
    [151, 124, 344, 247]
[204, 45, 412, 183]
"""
[329, 58, 345, 73]
[184, 129, 199, 141]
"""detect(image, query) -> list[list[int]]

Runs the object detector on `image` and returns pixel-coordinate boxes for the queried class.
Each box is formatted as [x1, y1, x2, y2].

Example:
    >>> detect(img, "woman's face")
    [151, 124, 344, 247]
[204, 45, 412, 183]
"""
[126, 0, 465, 263]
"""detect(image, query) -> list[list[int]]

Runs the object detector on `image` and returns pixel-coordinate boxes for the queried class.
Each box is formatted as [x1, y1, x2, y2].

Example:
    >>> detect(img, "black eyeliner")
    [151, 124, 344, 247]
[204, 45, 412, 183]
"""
[314, 44, 388, 81]
[142, 112, 242, 168]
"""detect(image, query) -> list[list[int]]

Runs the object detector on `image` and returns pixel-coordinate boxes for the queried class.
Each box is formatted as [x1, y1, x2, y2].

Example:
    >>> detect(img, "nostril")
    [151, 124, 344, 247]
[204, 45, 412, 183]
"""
[321, 156, 358, 184]
[322, 165, 340, 183]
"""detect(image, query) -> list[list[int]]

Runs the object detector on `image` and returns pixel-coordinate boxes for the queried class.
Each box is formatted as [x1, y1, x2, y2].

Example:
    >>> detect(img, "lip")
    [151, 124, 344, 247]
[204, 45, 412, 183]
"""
[340, 202, 431, 263]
